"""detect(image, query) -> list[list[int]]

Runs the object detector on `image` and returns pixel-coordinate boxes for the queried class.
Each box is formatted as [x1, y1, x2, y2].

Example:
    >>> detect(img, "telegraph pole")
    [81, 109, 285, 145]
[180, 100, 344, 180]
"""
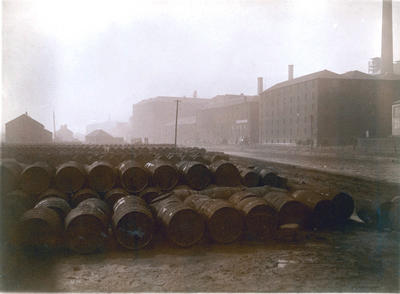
[174, 100, 180, 147]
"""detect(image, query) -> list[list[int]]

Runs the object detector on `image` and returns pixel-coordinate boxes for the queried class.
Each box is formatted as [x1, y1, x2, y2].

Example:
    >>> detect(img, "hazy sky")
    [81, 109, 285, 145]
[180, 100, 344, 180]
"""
[2, 0, 400, 134]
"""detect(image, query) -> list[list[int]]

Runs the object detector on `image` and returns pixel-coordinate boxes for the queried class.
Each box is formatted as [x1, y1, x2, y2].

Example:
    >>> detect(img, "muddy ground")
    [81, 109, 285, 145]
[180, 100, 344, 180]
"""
[1, 152, 399, 292]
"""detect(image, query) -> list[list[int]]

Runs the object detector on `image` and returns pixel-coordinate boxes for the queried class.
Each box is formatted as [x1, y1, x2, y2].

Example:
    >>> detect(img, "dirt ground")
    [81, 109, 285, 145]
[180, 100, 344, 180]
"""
[1, 221, 399, 292]
[1, 151, 399, 292]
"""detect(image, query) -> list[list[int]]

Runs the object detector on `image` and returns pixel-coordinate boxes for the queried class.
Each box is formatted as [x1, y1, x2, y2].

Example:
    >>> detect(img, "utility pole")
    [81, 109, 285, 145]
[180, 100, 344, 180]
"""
[53, 110, 56, 143]
[174, 100, 180, 147]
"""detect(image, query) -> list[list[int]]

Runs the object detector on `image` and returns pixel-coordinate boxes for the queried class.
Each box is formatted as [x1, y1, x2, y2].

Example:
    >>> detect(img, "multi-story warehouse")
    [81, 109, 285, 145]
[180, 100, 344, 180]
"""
[130, 96, 209, 144]
[5, 113, 53, 144]
[196, 94, 259, 145]
[259, 69, 400, 146]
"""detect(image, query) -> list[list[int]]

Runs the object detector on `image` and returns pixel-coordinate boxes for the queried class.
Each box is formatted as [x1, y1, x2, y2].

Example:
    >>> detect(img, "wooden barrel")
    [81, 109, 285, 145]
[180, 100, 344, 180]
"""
[65, 205, 109, 254]
[291, 190, 335, 228]
[104, 188, 129, 207]
[112, 196, 154, 249]
[198, 186, 243, 200]
[18, 207, 63, 250]
[55, 161, 87, 193]
[35, 197, 71, 219]
[20, 162, 53, 195]
[256, 167, 287, 188]
[150, 195, 205, 247]
[139, 187, 160, 204]
[263, 191, 311, 228]
[118, 160, 149, 193]
[177, 161, 212, 190]
[238, 167, 260, 187]
[320, 189, 354, 223]
[37, 188, 70, 203]
[229, 191, 277, 240]
[355, 198, 379, 226]
[86, 161, 116, 193]
[145, 160, 179, 191]
[0, 159, 22, 193]
[78, 198, 111, 218]
[166, 153, 181, 164]
[209, 160, 241, 187]
[71, 188, 100, 208]
[184, 194, 243, 243]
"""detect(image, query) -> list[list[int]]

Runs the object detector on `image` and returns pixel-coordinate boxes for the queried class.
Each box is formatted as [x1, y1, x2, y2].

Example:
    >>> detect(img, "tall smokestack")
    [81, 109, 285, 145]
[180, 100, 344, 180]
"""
[381, 0, 393, 74]
[257, 77, 263, 95]
[288, 65, 294, 80]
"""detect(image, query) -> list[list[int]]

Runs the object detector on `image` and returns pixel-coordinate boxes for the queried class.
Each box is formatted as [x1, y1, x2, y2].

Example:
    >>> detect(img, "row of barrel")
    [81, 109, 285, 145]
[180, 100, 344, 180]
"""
[2, 179, 398, 255]
[0, 156, 287, 198]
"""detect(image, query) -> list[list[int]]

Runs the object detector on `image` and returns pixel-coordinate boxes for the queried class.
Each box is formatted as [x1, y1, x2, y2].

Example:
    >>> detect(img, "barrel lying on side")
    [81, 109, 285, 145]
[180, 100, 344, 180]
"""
[238, 167, 260, 187]
[55, 161, 87, 193]
[37, 188, 70, 203]
[209, 160, 241, 187]
[18, 207, 63, 251]
[263, 191, 311, 228]
[145, 160, 179, 191]
[140, 187, 160, 204]
[65, 205, 109, 254]
[255, 167, 287, 189]
[150, 194, 205, 247]
[319, 189, 354, 224]
[184, 194, 243, 243]
[291, 190, 335, 228]
[20, 162, 54, 195]
[229, 191, 277, 240]
[118, 160, 149, 193]
[0, 159, 22, 193]
[112, 196, 154, 249]
[177, 161, 212, 190]
[104, 188, 129, 207]
[35, 197, 71, 220]
[86, 161, 116, 193]
[71, 188, 100, 208]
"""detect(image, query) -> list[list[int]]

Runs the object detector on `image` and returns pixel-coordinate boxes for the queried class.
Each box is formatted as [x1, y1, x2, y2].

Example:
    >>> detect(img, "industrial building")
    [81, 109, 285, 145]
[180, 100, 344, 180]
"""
[5, 113, 53, 144]
[259, 67, 400, 146]
[196, 94, 259, 145]
[130, 96, 209, 143]
[85, 129, 124, 144]
[56, 124, 74, 142]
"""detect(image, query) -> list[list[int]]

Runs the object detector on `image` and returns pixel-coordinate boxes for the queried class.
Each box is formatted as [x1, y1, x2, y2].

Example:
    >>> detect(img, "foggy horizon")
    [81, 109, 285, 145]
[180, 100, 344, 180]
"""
[2, 0, 400, 135]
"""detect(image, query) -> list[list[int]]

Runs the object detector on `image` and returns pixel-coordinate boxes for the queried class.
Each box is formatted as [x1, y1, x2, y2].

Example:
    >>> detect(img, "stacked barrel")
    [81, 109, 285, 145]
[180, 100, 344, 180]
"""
[1, 143, 398, 256]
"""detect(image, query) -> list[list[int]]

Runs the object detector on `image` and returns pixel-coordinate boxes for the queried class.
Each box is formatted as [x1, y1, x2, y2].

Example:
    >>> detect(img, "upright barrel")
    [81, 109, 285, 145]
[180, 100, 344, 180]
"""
[112, 196, 154, 249]
[55, 161, 87, 193]
[319, 189, 354, 223]
[184, 194, 243, 243]
[20, 162, 53, 195]
[87, 161, 116, 193]
[118, 160, 149, 193]
[209, 160, 241, 187]
[145, 160, 179, 191]
[177, 161, 212, 190]
[65, 205, 109, 254]
[263, 191, 311, 228]
[18, 207, 63, 250]
[229, 191, 277, 240]
[150, 195, 205, 247]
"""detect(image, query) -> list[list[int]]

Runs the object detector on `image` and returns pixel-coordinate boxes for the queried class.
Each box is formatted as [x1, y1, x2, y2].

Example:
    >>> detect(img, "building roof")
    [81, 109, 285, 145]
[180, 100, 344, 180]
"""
[267, 70, 341, 91]
[341, 70, 376, 79]
[86, 129, 114, 138]
[5, 113, 45, 128]
[203, 94, 259, 109]
[136, 96, 210, 105]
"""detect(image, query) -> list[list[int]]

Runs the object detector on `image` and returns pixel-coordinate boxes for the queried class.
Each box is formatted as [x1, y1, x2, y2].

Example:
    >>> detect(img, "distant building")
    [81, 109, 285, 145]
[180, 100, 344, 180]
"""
[5, 113, 52, 144]
[368, 57, 381, 75]
[196, 94, 259, 145]
[162, 116, 197, 145]
[259, 68, 400, 146]
[393, 100, 400, 136]
[85, 129, 124, 144]
[130, 96, 209, 144]
[56, 124, 74, 142]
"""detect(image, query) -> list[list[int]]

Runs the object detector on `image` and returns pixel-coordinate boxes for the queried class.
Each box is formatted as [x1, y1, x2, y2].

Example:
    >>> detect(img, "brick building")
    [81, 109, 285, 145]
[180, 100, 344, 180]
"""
[85, 129, 124, 144]
[162, 116, 197, 145]
[196, 94, 259, 145]
[130, 96, 209, 144]
[5, 113, 53, 144]
[259, 69, 400, 146]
